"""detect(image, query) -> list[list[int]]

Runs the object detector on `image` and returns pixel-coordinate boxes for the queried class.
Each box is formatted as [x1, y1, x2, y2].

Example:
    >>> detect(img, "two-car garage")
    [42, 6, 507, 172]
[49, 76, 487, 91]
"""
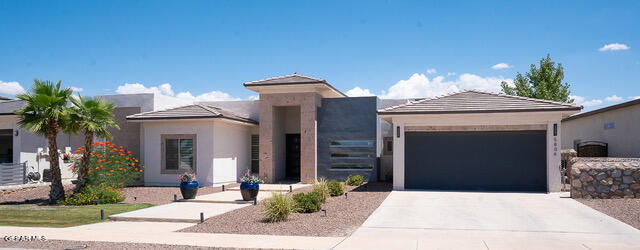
[378, 90, 582, 193]
[404, 130, 547, 192]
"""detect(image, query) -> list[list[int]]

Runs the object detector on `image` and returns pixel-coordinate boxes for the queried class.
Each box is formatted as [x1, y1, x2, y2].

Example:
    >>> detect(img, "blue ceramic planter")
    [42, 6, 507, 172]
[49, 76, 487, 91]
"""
[180, 181, 199, 199]
[240, 182, 260, 201]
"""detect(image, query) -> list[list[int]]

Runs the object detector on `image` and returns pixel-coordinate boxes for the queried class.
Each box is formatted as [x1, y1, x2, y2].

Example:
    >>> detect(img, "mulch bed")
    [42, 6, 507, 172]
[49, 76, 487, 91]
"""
[576, 198, 640, 230]
[180, 182, 392, 237]
[0, 240, 220, 249]
[0, 183, 239, 205]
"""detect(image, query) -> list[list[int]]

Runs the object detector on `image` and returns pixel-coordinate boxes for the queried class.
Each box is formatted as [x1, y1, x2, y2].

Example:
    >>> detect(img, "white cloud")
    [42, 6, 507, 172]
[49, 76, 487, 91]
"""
[604, 95, 622, 102]
[447, 72, 456, 76]
[175, 90, 239, 102]
[426, 68, 437, 74]
[115, 82, 240, 109]
[70, 86, 84, 92]
[0, 81, 26, 96]
[491, 63, 512, 70]
[346, 86, 375, 97]
[248, 95, 259, 100]
[630, 96, 640, 100]
[116, 83, 175, 96]
[379, 73, 512, 99]
[571, 95, 603, 107]
[599, 43, 630, 51]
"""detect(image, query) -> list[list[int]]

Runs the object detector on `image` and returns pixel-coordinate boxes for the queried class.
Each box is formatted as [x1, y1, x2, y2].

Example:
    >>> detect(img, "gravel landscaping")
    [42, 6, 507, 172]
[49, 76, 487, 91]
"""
[120, 183, 239, 205]
[0, 183, 238, 205]
[180, 182, 392, 237]
[576, 198, 640, 230]
[0, 239, 220, 249]
[0, 184, 75, 205]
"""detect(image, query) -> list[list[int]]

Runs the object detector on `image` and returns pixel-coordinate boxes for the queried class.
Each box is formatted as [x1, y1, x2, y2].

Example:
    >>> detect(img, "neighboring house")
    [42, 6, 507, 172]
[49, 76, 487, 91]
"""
[562, 98, 640, 157]
[126, 74, 581, 192]
[0, 93, 158, 182]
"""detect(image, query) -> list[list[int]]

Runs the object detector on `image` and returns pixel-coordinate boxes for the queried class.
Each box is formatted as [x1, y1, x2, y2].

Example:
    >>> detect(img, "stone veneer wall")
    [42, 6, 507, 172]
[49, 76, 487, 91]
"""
[570, 158, 640, 198]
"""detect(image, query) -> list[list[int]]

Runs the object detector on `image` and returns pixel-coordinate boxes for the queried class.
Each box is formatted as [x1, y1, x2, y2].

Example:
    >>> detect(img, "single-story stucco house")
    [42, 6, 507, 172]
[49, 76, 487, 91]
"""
[562, 98, 640, 157]
[124, 74, 582, 192]
[1, 73, 583, 192]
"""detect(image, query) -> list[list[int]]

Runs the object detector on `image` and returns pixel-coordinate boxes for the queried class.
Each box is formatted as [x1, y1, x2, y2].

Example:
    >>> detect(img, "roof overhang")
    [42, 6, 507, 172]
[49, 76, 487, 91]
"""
[244, 82, 346, 98]
[126, 116, 258, 126]
[378, 109, 581, 123]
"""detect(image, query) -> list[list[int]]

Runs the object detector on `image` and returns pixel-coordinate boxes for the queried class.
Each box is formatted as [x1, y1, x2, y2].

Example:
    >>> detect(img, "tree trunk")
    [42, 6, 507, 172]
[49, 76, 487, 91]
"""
[74, 130, 93, 193]
[47, 119, 65, 204]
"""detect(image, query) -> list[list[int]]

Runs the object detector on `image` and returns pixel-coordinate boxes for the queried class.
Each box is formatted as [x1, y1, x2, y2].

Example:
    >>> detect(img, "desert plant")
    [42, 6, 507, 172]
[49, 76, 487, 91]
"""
[312, 178, 330, 202]
[64, 95, 119, 193]
[345, 174, 364, 186]
[62, 184, 125, 205]
[327, 180, 344, 196]
[293, 191, 322, 213]
[71, 141, 143, 187]
[15, 79, 73, 204]
[262, 191, 296, 222]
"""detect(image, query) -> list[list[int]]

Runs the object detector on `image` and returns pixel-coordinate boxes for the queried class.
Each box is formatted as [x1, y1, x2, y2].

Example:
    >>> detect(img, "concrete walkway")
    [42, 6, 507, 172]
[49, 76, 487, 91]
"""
[336, 191, 640, 249]
[109, 183, 308, 222]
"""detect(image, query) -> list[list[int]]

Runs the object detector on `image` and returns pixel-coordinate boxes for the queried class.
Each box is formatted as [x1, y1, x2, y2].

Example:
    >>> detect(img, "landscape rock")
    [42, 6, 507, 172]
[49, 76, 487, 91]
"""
[571, 158, 640, 199]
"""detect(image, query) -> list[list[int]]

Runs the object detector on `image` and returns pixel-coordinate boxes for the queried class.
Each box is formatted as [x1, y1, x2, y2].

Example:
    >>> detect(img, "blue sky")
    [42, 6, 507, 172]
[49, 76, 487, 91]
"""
[0, 0, 638, 111]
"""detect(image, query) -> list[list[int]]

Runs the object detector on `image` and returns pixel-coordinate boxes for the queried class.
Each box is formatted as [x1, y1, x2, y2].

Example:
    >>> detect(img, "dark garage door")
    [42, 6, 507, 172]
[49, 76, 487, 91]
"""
[405, 130, 547, 192]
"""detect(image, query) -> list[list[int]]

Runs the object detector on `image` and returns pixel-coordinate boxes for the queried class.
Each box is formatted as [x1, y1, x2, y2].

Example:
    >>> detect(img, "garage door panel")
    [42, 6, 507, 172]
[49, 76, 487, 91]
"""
[405, 131, 546, 192]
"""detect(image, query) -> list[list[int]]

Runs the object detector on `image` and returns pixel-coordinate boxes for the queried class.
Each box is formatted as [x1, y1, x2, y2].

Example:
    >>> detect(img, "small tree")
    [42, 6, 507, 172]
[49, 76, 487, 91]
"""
[65, 95, 119, 192]
[15, 79, 73, 204]
[501, 54, 573, 103]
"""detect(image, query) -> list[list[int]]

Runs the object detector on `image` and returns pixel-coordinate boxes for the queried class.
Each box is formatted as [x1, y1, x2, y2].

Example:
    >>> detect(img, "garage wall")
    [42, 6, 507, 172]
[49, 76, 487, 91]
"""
[387, 112, 565, 192]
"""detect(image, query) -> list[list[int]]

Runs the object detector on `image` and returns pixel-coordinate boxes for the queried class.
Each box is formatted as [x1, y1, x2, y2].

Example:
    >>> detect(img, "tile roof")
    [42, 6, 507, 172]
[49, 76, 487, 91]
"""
[244, 73, 327, 86]
[243, 73, 346, 97]
[126, 104, 258, 124]
[378, 90, 582, 115]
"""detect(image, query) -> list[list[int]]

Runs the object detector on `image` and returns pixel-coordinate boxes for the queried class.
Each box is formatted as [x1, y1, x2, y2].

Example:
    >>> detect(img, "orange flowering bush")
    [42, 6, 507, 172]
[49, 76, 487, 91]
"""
[71, 141, 144, 187]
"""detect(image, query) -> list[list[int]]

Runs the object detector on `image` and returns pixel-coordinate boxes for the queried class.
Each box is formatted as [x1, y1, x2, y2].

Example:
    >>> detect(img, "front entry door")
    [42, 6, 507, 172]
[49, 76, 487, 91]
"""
[285, 134, 301, 180]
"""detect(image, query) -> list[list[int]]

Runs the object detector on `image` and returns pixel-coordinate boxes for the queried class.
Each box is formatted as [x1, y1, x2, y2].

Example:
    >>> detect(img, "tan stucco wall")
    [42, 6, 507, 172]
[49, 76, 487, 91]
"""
[562, 104, 640, 157]
[258, 93, 321, 184]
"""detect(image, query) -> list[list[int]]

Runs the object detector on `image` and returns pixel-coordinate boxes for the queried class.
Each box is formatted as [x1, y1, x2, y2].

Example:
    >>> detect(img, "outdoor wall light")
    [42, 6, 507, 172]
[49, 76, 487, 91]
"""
[396, 126, 400, 138]
[14, 130, 18, 136]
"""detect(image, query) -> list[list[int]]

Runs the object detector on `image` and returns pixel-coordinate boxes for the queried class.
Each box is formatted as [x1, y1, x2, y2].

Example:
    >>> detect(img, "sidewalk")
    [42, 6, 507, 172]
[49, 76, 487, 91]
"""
[0, 226, 345, 249]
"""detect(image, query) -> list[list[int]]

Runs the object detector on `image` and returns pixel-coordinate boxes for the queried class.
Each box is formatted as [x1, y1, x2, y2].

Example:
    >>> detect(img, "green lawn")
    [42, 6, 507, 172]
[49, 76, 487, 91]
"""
[0, 203, 154, 227]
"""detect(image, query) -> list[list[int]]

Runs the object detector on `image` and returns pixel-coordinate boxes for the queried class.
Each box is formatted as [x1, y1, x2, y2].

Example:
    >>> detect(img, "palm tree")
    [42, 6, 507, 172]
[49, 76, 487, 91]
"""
[15, 79, 73, 204]
[65, 95, 119, 192]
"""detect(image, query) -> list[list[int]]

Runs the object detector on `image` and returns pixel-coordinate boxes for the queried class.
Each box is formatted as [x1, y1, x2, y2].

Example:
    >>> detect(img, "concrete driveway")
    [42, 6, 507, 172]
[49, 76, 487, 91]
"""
[336, 191, 640, 249]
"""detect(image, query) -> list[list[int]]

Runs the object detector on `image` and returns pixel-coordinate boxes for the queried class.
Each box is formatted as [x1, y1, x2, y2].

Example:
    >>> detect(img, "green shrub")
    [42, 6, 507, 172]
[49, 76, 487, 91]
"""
[262, 192, 296, 222]
[62, 184, 125, 205]
[312, 178, 330, 202]
[71, 141, 143, 188]
[345, 174, 364, 186]
[327, 180, 344, 196]
[293, 191, 322, 213]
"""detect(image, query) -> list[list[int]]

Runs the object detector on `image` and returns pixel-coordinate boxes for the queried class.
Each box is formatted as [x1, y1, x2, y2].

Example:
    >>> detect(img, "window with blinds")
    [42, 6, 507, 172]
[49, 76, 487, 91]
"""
[251, 135, 259, 173]
[161, 134, 196, 174]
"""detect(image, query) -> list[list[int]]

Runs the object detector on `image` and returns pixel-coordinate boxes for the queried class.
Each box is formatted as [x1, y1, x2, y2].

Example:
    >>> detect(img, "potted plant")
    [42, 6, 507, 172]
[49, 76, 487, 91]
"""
[178, 172, 198, 199]
[239, 169, 264, 201]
